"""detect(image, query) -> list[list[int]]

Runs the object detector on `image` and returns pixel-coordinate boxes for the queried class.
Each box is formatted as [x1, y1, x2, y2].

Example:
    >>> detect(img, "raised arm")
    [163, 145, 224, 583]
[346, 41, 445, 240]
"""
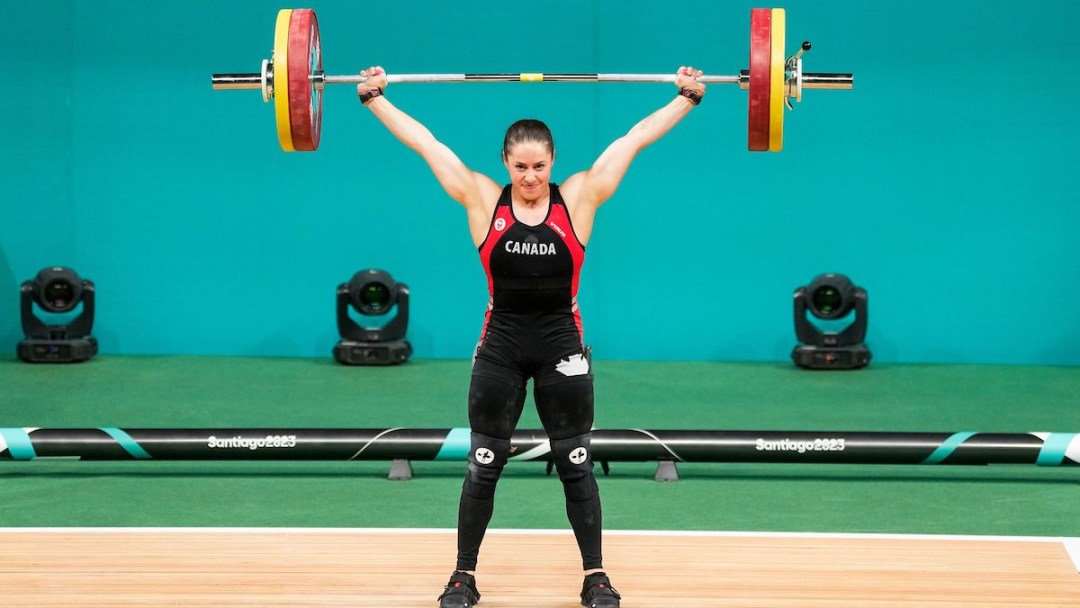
[357, 67, 501, 241]
[561, 67, 706, 243]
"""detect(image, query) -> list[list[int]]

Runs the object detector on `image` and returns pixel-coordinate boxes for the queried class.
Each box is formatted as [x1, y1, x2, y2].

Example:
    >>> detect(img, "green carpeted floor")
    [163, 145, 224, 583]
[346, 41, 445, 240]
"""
[1, 355, 1077, 536]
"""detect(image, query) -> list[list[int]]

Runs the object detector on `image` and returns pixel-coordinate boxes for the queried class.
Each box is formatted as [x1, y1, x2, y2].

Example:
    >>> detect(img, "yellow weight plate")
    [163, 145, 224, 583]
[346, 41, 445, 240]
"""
[768, 8, 785, 152]
[273, 9, 295, 152]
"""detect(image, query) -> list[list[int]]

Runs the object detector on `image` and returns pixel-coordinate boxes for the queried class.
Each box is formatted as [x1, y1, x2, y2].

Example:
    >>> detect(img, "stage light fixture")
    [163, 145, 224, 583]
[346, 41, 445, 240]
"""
[17, 266, 98, 363]
[792, 273, 870, 370]
[333, 269, 412, 365]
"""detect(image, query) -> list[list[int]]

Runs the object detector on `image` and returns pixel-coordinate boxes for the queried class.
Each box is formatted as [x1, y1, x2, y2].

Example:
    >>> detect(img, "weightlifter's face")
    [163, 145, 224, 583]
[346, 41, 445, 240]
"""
[503, 141, 554, 202]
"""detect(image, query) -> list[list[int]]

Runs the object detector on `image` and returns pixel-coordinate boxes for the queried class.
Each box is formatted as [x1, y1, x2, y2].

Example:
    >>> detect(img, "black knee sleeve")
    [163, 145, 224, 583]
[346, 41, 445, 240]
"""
[462, 432, 511, 500]
[549, 433, 599, 502]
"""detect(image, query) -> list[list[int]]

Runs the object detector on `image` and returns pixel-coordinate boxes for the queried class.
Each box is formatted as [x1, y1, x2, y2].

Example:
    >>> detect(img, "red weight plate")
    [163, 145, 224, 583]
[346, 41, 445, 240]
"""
[288, 9, 322, 151]
[747, 8, 772, 152]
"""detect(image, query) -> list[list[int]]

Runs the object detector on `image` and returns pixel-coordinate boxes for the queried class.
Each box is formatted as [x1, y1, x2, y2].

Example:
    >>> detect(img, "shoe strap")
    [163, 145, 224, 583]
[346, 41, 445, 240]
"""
[581, 572, 622, 602]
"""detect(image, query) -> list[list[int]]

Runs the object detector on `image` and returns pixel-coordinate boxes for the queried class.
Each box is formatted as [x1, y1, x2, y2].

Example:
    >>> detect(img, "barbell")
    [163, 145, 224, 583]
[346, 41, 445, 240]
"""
[211, 7, 853, 152]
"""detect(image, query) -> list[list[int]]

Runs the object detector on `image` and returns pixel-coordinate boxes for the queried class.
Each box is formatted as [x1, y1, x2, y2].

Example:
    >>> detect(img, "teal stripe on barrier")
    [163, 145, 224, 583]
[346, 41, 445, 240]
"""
[434, 427, 471, 461]
[101, 427, 152, 459]
[922, 431, 976, 464]
[1036, 433, 1075, 466]
[0, 428, 37, 460]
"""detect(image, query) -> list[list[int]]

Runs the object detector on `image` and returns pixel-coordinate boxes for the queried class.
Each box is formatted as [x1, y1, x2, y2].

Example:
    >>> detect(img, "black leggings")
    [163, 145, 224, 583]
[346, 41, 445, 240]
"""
[455, 345, 603, 571]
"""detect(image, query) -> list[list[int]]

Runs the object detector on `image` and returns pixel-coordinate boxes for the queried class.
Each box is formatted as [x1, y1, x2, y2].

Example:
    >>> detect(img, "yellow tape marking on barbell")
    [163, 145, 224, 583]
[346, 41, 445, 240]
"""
[768, 8, 786, 152]
[274, 9, 295, 152]
[520, 73, 544, 82]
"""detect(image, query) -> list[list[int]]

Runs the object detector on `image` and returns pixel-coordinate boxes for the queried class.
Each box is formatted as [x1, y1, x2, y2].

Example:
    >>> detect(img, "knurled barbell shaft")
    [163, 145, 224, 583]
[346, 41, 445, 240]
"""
[211, 71, 853, 91]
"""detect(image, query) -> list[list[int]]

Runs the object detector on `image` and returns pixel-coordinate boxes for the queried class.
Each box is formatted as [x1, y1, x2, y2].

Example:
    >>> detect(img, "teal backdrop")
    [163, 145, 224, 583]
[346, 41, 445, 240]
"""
[1, 0, 1078, 364]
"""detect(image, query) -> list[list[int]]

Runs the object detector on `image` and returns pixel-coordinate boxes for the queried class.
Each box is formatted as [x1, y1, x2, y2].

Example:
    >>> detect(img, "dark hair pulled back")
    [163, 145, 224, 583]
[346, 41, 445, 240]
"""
[502, 119, 554, 158]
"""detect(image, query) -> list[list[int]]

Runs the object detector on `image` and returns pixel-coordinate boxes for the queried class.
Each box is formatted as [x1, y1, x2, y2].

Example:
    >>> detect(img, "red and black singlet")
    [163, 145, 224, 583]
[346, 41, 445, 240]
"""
[476, 183, 586, 349]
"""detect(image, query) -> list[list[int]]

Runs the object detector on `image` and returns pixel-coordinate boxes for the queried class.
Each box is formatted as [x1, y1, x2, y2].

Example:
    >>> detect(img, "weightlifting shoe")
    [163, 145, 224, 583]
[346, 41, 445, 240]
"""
[580, 572, 621, 607]
[438, 571, 481, 607]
